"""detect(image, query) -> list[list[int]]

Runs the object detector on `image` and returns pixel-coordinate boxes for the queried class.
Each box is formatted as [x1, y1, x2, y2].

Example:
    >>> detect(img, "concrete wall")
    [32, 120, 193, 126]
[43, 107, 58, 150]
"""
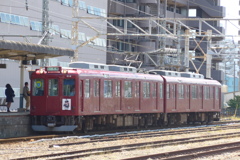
[0, 113, 33, 138]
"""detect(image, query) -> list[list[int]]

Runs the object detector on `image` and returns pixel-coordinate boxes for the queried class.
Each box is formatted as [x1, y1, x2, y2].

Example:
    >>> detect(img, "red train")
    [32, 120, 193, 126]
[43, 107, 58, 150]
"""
[30, 63, 221, 132]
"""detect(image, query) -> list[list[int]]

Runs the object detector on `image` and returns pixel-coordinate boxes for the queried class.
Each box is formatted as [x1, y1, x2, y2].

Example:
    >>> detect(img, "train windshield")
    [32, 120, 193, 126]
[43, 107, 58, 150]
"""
[48, 79, 58, 96]
[63, 79, 75, 96]
[32, 79, 44, 96]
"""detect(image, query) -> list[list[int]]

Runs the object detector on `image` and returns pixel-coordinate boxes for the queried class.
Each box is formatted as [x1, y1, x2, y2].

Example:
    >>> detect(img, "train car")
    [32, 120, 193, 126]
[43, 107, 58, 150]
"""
[30, 64, 221, 132]
[162, 75, 221, 125]
[31, 66, 165, 132]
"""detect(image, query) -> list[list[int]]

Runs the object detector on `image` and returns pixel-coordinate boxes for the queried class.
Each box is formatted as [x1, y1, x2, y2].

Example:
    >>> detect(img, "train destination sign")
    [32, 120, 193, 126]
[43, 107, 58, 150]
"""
[46, 67, 61, 72]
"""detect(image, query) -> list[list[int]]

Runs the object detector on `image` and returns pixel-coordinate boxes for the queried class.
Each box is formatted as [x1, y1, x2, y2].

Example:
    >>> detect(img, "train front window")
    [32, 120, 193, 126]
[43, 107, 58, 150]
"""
[32, 79, 44, 96]
[48, 79, 58, 96]
[63, 79, 75, 96]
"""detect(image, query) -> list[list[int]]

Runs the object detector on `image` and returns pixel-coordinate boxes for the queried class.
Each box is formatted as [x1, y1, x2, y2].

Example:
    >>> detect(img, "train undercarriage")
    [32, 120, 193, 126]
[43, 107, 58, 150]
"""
[31, 112, 220, 132]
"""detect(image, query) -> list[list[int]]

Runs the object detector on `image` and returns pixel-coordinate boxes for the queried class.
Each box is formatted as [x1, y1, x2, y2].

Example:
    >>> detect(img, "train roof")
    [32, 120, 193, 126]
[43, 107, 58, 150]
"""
[163, 75, 221, 86]
[69, 61, 137, 73]
[34, 66, 220, 86]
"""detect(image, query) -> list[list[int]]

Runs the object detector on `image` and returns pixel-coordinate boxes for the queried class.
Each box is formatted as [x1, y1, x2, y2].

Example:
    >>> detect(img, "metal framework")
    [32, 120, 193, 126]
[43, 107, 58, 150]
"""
[71, 15, 240, 76]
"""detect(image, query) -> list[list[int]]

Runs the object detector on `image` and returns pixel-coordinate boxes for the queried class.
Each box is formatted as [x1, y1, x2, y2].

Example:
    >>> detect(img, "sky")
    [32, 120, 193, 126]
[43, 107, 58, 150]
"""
[220, 0, 240, 38]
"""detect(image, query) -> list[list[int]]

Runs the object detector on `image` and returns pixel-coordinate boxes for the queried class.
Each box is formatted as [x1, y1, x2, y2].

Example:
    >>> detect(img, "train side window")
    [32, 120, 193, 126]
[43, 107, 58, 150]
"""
[124, 81, 132, 98]
[85, 79, 90, 98]
[115, 81, 120, 97]
[104, 80, 112, 98]
[152, 83, 156, 98]
[191, 85, 197, 99]
[172, 85, 175, 98]
[210, 87, 213, 99]
[198, 86, 202, 99]
[166, 84, 170, 99]
[32, 79, 44, 96]
[215, 87, 219, 100]
[63, 79, 75, 96]
[178, 84, 184, 99]
[143, 82, 150, 98]
[135, 82, 139, 97]
[204, 86, 210, 99]
[48, 79, 58, 96]
[186, 85, 189, 98]
[159, 83, 163, 99]
[94, 80, 99, 97]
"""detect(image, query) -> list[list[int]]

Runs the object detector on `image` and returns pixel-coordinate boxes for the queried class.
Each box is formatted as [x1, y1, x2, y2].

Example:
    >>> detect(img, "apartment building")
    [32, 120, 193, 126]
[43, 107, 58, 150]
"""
[107, 0, 225, 81]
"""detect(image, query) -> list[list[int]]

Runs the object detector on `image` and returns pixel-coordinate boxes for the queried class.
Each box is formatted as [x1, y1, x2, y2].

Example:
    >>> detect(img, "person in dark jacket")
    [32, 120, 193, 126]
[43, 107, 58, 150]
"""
[5, 83, 15, 112]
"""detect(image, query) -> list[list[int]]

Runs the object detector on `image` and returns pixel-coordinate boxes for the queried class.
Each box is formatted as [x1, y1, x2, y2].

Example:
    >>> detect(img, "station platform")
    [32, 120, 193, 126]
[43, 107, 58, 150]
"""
[0, 111, 33, 139]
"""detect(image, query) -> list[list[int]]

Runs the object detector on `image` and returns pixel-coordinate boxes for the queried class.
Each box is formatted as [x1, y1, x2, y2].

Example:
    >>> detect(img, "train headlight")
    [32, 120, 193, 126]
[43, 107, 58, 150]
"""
[62, 69, 68, 74]
[39, 68, 44, 74]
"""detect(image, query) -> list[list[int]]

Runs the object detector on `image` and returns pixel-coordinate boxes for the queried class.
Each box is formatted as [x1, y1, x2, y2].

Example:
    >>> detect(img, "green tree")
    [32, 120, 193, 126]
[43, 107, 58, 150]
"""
[227, 96, 240, 108]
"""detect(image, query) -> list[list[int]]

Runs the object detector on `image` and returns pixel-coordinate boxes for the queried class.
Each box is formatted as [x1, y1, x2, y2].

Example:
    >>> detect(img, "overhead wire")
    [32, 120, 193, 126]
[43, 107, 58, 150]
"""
[1, 0, 236, 62]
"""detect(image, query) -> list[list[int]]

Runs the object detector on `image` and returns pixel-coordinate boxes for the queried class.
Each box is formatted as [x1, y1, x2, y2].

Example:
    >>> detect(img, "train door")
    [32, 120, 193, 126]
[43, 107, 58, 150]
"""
[153, 82, 157, 110]
[186, 85, 190, 110]
[79, 80, 83, 112]
[93, 79, 100, 112]
[199, 85, 203, 109]
[46, 78, 60, 113]
[135, 81, 140, 111]
[115, 80, 121, 111]
[215, 87, 220, 109]
[62, 78, 76, 112]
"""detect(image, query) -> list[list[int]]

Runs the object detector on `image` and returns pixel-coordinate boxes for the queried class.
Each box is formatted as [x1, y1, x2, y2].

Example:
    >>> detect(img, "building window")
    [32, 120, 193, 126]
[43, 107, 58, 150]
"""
[79, 1, 87, 10]
[30, 21, 42, 32]
[78, 32, 86, 41]
[188, 9, 197, 17]
[49, 25, 60, 35]
[0, 12, 29, 26]
[60, 29, 71, 39]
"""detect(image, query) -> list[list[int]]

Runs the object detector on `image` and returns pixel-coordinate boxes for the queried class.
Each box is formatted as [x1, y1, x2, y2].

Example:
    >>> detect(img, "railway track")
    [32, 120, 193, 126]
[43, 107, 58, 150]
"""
[11, 124, 240, 160]
[46, 123, 240, 148]
[123, 141, 240, 160]
[1, 120, 238, 144]
[0, 134, 64, 144]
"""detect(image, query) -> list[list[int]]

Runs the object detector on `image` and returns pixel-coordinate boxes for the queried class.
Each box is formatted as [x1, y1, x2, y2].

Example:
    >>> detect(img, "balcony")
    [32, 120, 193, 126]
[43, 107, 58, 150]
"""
[138, 0, 157, 4]
[108, 1, 125, 16]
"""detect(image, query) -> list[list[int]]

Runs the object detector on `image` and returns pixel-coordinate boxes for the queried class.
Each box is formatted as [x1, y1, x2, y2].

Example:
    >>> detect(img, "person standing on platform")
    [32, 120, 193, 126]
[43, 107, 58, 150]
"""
[5, 84, 15, 112]
[23, 82, 30, 111]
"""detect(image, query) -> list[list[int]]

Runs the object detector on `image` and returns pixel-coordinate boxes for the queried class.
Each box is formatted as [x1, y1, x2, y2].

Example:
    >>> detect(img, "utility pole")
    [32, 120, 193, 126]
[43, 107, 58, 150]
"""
[41, 0, 50, 67]
[42, 0, 49, 45]
[72, 0, 79, 62]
